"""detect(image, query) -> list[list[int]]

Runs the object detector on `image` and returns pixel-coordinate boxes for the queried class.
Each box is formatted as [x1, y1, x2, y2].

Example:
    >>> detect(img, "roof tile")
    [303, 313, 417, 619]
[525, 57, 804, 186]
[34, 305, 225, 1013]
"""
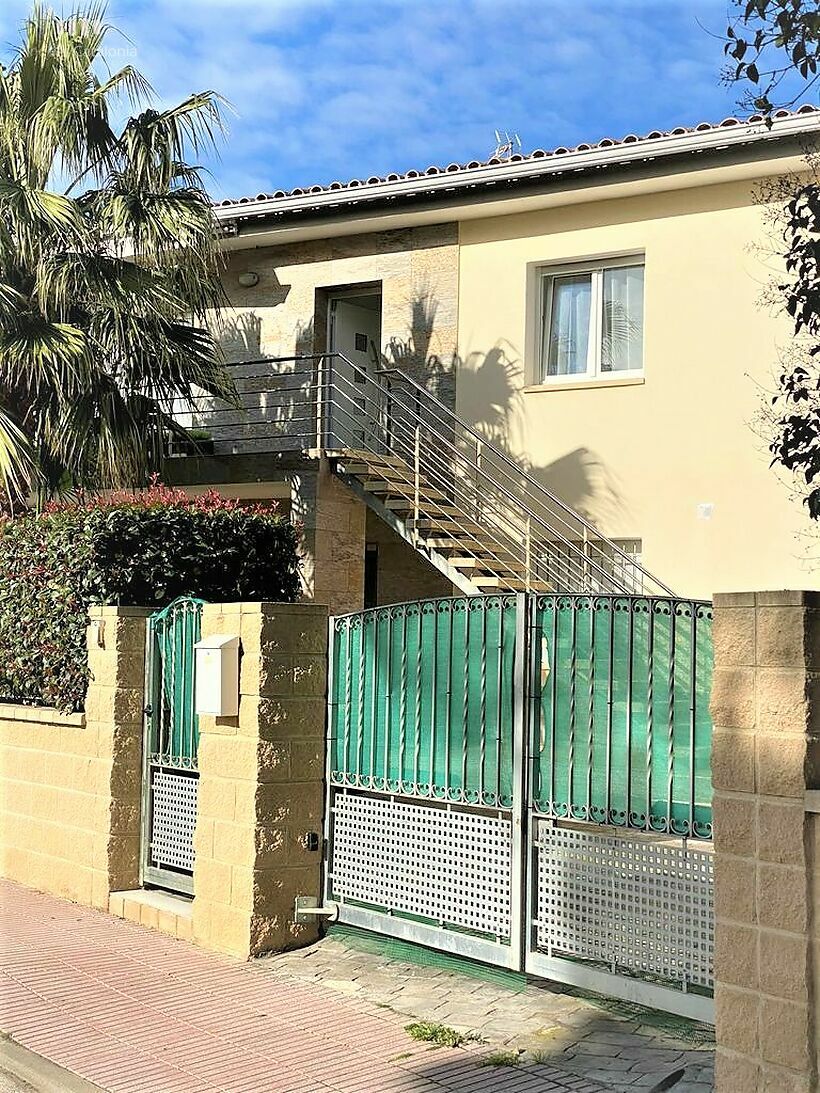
[214, 105, 819, 209]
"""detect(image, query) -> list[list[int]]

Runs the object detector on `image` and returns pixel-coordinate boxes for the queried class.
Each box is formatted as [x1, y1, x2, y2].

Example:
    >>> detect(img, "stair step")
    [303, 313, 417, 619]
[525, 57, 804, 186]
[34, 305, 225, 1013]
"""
[335, 449, 408, 470]
[365, 481, 448, 502]
[431, 540, 528, 564]
[426, 536, 493, 549]
[357, 467, 407, 481]
[415, 518, 486, 532]
[423, 533, 519, 555]
[447, 556, 527, 574]
[362, 477, 407, 490]
[471, 576, 552, 592]
[338, 462, 408, 479]
[386, 499, 459, 516]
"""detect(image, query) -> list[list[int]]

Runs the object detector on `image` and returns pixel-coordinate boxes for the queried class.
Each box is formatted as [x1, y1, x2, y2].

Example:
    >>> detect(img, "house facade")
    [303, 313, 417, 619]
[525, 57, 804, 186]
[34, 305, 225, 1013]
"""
[167, 106, 820, 609]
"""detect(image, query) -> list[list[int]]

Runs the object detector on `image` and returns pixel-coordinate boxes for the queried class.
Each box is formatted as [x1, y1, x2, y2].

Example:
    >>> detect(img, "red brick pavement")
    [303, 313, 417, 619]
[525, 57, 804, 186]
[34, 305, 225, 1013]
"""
[0, 881, 607, 1093]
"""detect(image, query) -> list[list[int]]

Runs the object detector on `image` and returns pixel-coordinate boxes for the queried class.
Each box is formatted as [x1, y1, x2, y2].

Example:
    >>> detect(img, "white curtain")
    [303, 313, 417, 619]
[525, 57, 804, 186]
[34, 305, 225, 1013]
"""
[602, 265, 644, 372]
[546, 274, 591, 377]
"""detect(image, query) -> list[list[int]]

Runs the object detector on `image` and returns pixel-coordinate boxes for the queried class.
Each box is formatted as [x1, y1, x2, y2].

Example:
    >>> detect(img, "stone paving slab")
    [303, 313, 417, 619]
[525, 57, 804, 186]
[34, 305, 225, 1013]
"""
[255, 931, 715, 1093]
[0, 881, 611, 1093]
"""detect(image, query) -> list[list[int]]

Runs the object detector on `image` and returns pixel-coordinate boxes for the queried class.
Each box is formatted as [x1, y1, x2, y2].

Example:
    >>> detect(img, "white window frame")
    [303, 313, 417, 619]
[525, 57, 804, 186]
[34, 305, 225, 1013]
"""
[538, 255, 645, 385]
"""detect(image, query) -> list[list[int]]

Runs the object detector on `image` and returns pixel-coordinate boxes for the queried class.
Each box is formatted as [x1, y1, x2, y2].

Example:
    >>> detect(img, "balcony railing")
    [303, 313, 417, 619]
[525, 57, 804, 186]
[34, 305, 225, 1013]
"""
[176, 354, 673, 597]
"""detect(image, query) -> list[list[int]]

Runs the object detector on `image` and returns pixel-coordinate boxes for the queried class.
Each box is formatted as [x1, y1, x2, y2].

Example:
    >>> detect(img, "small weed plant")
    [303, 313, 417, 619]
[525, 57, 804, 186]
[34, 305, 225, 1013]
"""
[405, 1022, 476, 1048]
[479, 1049, 522, 1068]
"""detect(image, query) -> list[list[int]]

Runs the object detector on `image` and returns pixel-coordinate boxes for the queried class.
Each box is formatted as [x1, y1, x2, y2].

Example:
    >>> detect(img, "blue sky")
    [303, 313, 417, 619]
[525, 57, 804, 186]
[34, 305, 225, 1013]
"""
[0, 1, 774, 201]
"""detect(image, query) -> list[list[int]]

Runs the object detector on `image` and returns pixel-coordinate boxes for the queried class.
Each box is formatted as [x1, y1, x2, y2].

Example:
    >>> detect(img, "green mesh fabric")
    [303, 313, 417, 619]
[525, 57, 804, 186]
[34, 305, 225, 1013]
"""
[330, 596, 518, 807]
[532, 596, 713, 837]
[148, 597, 204, 765]
[331, 593, 713, 838]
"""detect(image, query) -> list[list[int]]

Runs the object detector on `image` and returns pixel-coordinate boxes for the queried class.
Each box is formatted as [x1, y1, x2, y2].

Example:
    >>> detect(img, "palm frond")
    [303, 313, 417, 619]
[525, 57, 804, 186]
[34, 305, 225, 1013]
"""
[35, 249, 178, 320]
[0, 281, 28, 324]
[0, 315, 88, 396]
[0, 406, 36, 505]
[0, 6, 232, 495]
[119, 92, 229, 187]
[0, 178, 86, 265]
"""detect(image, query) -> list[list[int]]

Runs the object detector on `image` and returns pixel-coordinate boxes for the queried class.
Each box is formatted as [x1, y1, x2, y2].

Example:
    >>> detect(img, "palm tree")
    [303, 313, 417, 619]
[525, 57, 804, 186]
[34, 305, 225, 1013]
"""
[0, 4, 236, 504]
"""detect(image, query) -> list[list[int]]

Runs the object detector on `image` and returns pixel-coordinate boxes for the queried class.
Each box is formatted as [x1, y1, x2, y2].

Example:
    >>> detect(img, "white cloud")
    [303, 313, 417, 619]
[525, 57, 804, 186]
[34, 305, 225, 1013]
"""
[0, 0, 740, 199]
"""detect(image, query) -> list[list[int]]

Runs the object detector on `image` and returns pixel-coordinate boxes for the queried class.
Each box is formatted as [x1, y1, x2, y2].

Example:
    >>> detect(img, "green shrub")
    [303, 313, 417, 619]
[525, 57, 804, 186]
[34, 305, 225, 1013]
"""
[0, 482, 300, 712]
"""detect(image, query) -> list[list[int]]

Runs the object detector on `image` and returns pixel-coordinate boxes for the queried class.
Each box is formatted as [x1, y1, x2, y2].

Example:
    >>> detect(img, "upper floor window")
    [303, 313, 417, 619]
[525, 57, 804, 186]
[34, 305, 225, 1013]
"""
[539, 258, 645, 383]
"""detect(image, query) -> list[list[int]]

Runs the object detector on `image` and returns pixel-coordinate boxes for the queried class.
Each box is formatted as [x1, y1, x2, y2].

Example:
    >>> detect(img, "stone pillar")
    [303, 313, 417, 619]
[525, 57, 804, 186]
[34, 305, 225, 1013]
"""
[291, 458, 365, 616]
[711, 591, 820, 1093]
[85, 605, 151, 904]
[193, 601, 328, 959]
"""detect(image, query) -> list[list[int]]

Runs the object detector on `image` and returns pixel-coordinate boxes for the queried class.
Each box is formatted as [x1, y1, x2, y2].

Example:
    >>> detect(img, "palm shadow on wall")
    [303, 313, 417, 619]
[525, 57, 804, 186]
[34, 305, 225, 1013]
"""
[381, 287, 456, 408]
[200, 288, 624, 528]
[382, 289, 623, 528]
[194, 310, 313, 454]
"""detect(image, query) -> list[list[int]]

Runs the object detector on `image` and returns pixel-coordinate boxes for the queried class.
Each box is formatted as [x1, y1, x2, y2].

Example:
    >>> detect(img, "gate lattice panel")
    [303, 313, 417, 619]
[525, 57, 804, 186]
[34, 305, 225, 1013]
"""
[141, 597, 204, 895]
[326, 592, 716, 1021]
[331, 790, 512, 937]
[532, 821, 714, 989]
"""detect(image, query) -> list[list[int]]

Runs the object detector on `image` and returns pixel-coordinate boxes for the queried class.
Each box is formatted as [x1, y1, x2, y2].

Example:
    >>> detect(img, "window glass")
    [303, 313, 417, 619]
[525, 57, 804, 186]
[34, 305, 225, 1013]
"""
[601, 265, 644, 373]
[546, 273, 592, 377]
[539, 260, 645, 383]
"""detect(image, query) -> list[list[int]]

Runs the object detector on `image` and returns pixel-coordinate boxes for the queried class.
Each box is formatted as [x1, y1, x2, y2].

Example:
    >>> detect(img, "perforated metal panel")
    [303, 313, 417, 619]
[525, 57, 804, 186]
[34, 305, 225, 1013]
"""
[533, 820, 714, 988]
[330, 791, 512, 938]
[149, 770, 198, 873]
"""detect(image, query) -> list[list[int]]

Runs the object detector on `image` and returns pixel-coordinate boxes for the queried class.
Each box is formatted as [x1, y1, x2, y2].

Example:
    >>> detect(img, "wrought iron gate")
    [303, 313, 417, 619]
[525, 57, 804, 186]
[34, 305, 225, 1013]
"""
[325, 593, 715, 1022]
[141, 597, 204, 895]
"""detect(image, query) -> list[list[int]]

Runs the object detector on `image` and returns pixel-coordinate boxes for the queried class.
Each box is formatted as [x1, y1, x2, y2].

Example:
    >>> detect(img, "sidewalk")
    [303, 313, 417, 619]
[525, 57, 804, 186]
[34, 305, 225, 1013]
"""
[0, 880, 611, 1093]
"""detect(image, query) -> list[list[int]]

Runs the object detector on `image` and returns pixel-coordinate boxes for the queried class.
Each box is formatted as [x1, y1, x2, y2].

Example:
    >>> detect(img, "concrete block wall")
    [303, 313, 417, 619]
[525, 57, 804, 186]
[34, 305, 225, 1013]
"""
[293, 462, 457, 617]
[364, 507, 454, 605]
[711, 591, 820, 1093]
[193, 601, 328, 958]
[293, 458, 367, 616]
[0, 606, 150, 909]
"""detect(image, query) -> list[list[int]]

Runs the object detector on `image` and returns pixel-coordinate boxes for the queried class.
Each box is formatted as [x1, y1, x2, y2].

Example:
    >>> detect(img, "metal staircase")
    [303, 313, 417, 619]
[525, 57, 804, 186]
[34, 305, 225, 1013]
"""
[184, 353, 672, 598]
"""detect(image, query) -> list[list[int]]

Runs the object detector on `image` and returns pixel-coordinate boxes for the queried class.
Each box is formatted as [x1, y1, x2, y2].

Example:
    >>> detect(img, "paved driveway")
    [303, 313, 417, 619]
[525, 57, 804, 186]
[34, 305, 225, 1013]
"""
[258, 933, 714, 1093]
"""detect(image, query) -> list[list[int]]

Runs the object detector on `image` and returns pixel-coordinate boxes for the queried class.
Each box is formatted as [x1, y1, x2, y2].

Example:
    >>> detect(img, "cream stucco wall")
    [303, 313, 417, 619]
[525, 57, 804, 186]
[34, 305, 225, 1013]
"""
[456, 178, 817, 600]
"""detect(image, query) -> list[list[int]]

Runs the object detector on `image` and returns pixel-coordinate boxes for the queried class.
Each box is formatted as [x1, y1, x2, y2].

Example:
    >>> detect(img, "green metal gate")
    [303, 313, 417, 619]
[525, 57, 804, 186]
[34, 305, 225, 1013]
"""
[141, 596, 204, 895]
[325, 592, 715, 1021]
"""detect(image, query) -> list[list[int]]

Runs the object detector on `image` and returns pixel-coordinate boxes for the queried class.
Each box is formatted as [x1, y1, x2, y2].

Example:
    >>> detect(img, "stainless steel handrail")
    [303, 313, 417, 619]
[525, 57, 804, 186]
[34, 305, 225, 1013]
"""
[177, 352, 672, 596]
[375, 364, 672, 594]
[326, 381, 595, 589]
[368, 383, 619, 580]
[318, 361, 660, 594]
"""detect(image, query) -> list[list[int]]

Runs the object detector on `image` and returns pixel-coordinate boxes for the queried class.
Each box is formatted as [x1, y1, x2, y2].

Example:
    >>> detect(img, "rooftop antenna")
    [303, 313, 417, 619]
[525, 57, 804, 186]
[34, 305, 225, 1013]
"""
[490, 129, 522, 160]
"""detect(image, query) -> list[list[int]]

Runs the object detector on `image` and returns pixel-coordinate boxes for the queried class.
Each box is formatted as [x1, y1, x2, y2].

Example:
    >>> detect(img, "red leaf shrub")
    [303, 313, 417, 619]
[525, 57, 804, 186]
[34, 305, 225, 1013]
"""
[0, 480, 300, 711]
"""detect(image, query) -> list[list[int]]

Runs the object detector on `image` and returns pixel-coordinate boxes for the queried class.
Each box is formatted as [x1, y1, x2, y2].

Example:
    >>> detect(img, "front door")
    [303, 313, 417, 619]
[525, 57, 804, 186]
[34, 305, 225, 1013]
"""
[327, 293, 381, 448]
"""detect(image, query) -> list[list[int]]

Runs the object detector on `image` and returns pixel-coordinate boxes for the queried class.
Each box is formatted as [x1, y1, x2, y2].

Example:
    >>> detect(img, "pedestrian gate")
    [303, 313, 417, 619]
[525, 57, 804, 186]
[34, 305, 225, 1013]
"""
[325, 593, 715, 1022]
[141, 597, 204, 895]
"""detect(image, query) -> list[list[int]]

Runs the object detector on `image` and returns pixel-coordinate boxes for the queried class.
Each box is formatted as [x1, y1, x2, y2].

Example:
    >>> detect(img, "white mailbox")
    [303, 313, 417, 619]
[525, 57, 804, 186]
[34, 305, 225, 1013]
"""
[194, 634, 240, 716]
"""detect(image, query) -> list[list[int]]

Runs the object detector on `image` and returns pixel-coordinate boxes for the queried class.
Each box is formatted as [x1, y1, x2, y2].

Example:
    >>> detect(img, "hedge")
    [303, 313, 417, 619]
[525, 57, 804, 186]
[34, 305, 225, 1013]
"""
[0, 482, 300, 712]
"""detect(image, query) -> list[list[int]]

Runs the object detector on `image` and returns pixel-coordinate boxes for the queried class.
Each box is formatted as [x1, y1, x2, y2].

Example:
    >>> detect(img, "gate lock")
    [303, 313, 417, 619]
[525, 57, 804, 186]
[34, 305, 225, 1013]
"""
[294, 895, 340, 924]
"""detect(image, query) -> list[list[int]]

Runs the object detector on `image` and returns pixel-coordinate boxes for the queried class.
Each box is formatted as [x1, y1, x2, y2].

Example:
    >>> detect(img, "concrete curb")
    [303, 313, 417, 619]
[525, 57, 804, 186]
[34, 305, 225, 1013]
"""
[0, 1036, 105, 1093]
